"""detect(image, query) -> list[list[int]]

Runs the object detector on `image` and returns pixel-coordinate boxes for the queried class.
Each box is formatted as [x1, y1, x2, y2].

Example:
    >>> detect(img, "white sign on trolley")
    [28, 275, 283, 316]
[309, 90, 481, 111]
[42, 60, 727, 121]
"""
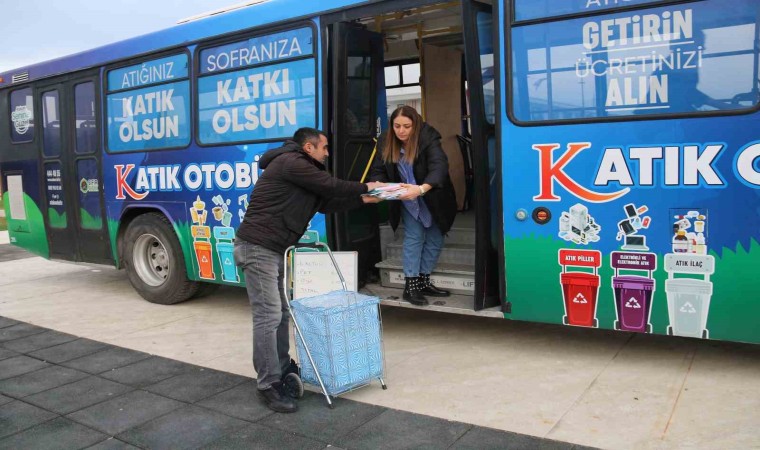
[293, 251, 358, 299]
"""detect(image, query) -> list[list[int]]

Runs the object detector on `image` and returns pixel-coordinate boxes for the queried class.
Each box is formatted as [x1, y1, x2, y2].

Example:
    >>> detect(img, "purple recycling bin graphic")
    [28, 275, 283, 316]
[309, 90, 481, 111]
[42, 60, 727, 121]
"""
[610, 252, 657, 333]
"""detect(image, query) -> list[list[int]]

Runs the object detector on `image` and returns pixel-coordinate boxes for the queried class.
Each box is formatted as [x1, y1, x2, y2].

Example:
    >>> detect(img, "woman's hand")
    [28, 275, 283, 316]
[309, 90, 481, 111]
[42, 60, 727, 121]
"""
[397, 183, 422, 201]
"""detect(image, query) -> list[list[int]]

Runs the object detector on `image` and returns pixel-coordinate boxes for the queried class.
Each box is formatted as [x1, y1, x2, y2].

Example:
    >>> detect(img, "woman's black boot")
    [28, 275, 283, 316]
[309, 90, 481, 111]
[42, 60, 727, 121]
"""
[403, 276, 428, 306]
[419, 273, 451, 297]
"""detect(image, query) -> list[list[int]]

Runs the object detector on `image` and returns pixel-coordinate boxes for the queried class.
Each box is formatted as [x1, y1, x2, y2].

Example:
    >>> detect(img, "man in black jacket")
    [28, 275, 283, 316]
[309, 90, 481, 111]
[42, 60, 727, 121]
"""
[234, 127, 382, 413]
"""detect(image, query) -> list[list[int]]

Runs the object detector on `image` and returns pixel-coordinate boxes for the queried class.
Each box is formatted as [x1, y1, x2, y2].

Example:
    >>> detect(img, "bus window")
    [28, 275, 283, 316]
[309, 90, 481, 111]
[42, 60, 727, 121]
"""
[10, 88, 34, 143]
[384, 60, 422, 118]
[476, 11, 495, 124]
[196, 27, 316, 145]
[42, 90, 61, 158]
[77, 158, 103, 230]
[384, 65, 400, 86]
[106, 53, 191, 152]
[75, 82, 97, 154]
[510, 0, 760, 122]
[346, 55, 372, 135]
[44, 161, 66, 228]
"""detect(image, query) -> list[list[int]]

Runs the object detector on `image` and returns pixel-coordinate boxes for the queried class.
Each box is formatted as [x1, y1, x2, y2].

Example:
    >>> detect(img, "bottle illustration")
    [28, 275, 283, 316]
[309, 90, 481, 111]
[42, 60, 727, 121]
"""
[695, 233, 706, 255]
[672, 230, 689, 253]
[191, 195, 215, 280]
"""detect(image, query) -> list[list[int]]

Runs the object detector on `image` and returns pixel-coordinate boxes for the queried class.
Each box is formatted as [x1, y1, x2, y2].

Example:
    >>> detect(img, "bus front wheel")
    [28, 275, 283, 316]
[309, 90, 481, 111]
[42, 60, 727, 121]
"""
[124, 213, 198, 304]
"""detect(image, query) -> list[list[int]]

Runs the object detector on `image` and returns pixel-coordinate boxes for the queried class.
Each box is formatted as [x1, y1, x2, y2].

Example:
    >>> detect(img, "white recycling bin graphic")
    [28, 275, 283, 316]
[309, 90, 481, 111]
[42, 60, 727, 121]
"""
[664, 253, 715, 339]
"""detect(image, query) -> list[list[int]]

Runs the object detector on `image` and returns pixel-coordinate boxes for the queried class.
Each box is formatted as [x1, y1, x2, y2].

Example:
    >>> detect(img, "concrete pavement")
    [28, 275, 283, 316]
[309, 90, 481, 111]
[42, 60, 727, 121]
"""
[0, 247, 759, 449]
[1, 318, 581, 449]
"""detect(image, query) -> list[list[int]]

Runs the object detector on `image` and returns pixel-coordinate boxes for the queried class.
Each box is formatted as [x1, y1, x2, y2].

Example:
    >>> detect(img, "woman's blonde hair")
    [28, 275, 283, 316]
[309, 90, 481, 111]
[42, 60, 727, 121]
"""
[382, 105, 422, 164]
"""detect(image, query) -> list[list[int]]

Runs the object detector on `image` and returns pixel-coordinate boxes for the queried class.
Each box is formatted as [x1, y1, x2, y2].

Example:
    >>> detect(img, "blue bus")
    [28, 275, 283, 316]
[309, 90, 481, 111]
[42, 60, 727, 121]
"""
[2, 0, 760, 344]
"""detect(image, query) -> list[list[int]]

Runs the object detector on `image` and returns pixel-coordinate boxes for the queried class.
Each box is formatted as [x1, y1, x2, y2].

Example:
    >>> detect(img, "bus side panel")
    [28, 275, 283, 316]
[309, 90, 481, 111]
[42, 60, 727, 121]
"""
[502, 113, 760, 345]
[102, 143, 329, 287]
[502, 0, 760, 345]
[101, 19, 324, 287]
[1, 160, 50, 258]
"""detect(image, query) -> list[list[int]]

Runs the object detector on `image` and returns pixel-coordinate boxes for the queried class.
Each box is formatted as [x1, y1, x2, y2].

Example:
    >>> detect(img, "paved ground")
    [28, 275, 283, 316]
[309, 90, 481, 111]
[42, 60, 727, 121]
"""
[1, 237, 759, 449]
[0, 243, 33, 262]
[0, 317, 589, 449]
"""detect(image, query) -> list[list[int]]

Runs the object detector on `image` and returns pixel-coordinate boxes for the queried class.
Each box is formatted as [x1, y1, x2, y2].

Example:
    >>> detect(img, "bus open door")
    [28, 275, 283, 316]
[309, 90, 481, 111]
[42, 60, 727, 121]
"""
[324, 0, 504, 315]
[327, 21, 386, 286]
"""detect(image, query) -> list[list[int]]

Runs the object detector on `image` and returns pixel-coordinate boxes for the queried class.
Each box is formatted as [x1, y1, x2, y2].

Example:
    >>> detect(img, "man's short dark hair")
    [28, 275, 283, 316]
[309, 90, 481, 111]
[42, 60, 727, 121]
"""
[293, 128, 326, 148]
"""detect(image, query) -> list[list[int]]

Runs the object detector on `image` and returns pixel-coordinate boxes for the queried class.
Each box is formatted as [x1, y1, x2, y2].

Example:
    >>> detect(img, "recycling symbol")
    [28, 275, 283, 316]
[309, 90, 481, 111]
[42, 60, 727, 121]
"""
[224, 257, 232, 265]
[625, 298, 641, 309]
[202, 256, 209, 263]
[679, 302, 697, 314]
[573, 293, 588, 304]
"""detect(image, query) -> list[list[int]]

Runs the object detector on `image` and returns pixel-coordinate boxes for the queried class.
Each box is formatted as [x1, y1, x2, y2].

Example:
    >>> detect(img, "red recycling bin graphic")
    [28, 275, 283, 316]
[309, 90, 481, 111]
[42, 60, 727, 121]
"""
[611, 252, 657, 333]
[559, 249, 602, 328]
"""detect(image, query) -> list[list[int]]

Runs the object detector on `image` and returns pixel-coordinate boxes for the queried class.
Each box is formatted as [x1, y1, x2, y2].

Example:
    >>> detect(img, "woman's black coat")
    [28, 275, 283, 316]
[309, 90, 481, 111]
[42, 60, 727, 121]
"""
[369, 123, 458, 234]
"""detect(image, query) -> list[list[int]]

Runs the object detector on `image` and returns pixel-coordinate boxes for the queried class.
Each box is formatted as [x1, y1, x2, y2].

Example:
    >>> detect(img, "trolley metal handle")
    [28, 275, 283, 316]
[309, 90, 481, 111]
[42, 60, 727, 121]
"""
[283, 241, 347, 304]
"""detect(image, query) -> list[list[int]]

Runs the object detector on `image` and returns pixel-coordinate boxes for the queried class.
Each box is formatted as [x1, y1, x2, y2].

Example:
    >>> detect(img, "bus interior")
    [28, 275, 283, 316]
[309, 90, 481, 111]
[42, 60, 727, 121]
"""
[324, 0, 503, 315]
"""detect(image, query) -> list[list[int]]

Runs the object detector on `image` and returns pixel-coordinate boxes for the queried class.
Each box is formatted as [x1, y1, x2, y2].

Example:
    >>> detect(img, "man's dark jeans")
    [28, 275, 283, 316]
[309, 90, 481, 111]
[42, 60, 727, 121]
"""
[234, 241, 291, 390]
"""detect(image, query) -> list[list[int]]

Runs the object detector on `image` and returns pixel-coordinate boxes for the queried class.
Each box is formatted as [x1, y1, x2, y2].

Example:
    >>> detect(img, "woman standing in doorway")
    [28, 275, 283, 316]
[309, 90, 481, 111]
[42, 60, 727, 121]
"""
[370, 106, 458, 305]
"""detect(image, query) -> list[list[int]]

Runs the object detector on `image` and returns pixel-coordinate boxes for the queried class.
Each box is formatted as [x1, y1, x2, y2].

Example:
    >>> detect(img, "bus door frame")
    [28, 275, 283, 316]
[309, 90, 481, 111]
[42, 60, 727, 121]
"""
[36, 71, 112, 264]
[463, 0, 505, 310]
[323, 20, 386, 285]
[322, 0, 506, 309]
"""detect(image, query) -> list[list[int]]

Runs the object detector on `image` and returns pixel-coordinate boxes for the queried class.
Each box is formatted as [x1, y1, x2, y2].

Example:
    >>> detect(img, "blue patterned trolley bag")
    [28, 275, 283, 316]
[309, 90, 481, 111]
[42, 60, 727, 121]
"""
[284, 241, 387, 408]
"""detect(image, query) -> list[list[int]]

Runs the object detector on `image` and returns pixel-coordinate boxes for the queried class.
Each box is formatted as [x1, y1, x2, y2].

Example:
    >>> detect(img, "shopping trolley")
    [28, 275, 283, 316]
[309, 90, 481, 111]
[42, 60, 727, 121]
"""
[283, 241, 387, 408]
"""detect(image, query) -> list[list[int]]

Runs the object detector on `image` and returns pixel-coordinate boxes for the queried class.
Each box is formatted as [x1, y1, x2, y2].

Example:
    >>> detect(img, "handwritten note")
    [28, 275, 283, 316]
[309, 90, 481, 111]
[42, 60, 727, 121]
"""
[293, 251, 357, 299]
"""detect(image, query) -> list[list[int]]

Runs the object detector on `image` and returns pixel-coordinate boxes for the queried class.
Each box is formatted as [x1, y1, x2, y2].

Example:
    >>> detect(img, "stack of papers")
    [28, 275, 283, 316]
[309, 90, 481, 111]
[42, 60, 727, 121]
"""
[365, 183, 407, 200]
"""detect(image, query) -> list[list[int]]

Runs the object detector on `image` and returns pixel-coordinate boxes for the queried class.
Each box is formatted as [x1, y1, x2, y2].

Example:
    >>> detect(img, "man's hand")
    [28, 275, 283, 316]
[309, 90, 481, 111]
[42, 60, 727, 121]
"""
[361, 195, 383, 203]
[366, 181, 386, 191]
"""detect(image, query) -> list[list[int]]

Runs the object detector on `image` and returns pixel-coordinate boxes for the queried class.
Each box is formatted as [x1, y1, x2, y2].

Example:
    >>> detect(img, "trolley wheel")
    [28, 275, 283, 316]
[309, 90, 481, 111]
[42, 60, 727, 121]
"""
[282, 373, 304, 399]
[328, 401, 335, 409]
[123, 213, 198, 304]
[562, 315, 568, 325]
[593, 318, 599, 328]
[666, 326, 673, 336]
[382, 384, 388, 390]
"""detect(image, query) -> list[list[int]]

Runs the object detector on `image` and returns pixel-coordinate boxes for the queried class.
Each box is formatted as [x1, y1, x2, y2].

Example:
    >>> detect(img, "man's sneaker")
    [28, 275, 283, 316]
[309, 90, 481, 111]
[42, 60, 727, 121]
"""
[257, 383, 298, 413]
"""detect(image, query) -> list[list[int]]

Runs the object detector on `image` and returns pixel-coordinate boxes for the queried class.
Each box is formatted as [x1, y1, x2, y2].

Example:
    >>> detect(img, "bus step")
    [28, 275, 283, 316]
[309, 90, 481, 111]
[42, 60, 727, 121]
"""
[375, 260, 475, 296]
[384, 242, 476, 267]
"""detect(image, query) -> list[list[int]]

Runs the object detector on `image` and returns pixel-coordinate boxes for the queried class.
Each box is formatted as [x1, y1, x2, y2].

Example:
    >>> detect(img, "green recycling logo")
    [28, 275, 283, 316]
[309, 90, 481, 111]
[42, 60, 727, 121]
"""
[11, 105, 32, 135]
[79, 178, 99, 194]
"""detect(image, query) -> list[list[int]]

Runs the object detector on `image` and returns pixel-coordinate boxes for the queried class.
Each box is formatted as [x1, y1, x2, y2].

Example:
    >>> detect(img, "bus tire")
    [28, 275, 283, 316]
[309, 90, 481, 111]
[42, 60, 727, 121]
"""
[124, 212, 198, 305]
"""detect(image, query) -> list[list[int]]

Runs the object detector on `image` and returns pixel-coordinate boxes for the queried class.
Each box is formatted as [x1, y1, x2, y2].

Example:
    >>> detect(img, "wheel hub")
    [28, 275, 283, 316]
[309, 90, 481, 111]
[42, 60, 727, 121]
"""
[133, 234, 170, 287]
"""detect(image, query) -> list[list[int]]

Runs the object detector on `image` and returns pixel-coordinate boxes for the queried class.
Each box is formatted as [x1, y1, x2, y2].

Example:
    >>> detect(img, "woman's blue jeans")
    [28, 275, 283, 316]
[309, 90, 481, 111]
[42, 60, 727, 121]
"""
[401, 207, 444, 277]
